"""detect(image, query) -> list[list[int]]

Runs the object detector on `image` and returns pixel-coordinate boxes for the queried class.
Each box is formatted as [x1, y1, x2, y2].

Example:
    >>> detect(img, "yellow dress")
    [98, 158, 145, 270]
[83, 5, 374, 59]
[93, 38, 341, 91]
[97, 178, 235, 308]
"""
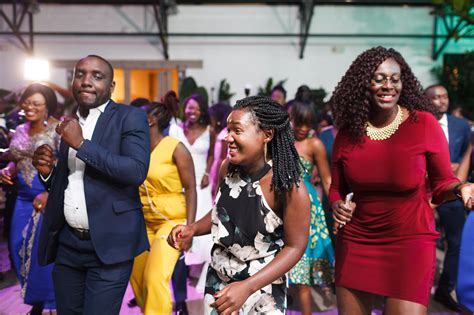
[130, 136, 187, 314]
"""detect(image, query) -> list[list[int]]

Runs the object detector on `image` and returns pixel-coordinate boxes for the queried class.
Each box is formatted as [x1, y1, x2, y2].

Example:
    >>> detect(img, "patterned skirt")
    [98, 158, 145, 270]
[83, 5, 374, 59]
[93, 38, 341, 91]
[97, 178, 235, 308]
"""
[288, 179, 335, 286]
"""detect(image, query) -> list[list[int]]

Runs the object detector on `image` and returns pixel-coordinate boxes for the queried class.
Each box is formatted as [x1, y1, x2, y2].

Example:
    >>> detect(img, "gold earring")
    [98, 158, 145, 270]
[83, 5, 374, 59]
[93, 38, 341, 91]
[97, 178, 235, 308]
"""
[43, 112, 48, 126]
[264, 142, 268, 163]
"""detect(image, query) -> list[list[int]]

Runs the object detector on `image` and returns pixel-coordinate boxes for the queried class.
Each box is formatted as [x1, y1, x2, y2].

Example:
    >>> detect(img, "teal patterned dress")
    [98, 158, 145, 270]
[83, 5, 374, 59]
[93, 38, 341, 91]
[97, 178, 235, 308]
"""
[288, 157, 335, 286]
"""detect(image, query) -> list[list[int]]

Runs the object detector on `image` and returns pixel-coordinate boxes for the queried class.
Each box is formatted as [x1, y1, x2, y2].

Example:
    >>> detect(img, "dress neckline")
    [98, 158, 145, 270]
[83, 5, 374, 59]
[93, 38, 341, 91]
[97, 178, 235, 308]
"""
[151, 136, 171, 155]
[182, 124, 209, 147]
[239, 162, 272, 183]
[365, 109, 411, 141]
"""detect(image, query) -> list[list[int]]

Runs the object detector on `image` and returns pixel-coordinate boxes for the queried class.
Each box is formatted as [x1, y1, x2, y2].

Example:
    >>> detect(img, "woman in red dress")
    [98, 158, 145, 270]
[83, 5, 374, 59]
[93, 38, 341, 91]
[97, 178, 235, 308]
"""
[328, 46, 474, 314]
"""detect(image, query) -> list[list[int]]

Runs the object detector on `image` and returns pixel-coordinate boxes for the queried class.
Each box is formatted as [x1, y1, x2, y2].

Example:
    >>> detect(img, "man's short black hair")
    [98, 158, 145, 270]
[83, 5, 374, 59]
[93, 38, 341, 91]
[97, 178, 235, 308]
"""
[424, 84, 445, 94]
[78, 54, 115, 81]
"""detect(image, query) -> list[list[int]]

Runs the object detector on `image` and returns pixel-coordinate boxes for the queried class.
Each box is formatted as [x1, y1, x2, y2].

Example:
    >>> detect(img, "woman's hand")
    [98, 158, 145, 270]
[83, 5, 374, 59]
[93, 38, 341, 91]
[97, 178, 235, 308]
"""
[210, 281, 252, 314]
[331, 199, 356, 233]
[179, 238, 193, 252]
[167, 224, 195, 251]
[201, 173, 210, 189]
[0, 164, 15, 185]
[179, 225, 193, 251]
[33, 191, 48, 212]
[459, 183, 474, 209]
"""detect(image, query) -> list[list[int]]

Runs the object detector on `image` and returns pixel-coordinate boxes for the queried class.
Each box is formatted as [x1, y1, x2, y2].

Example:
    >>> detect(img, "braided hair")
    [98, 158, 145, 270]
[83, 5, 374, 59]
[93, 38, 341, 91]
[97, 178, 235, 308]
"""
[230, 95, 302, 193]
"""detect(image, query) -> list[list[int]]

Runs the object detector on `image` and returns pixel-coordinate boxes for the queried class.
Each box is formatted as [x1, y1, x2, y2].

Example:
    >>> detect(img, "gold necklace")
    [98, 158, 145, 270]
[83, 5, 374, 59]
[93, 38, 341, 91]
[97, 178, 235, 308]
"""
[366, 105, 403, 141]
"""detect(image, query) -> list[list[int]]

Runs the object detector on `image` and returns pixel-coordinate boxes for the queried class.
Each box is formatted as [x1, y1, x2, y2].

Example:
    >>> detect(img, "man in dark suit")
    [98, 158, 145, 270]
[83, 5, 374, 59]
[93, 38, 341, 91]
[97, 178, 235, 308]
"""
[33, 55, 150, 314]
[426, 84, 471, 312]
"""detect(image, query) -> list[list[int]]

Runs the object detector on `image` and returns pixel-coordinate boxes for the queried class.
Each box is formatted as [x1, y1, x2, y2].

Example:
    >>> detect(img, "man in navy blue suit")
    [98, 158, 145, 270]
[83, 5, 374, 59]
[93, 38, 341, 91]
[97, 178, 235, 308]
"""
[33, 55, 150, 314]
[426, 84, 471, 312]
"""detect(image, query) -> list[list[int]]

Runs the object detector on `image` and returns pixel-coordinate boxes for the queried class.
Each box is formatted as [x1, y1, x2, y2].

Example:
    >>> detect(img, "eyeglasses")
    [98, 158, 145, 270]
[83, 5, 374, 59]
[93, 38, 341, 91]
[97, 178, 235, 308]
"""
[21, 101, 46, 108]
[371, 74, 402, 87]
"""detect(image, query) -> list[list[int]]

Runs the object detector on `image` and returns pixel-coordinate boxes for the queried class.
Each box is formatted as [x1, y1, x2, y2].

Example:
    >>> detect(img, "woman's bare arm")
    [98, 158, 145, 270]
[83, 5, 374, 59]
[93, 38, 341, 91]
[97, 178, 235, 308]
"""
[312, 138, 331, 196]
[174, 142, 197, 224]
[211, 181, 310, 313]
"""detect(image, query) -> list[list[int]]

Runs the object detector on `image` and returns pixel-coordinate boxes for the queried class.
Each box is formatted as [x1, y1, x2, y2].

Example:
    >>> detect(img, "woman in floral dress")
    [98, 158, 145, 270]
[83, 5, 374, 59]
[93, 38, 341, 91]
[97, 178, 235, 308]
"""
[168, 96, 310, 314]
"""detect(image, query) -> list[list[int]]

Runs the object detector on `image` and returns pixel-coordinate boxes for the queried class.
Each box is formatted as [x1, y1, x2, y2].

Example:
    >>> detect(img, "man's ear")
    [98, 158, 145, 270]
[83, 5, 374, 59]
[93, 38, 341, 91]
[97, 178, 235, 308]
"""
[263, 128, 274, 143]
[110, 80, 116, 94]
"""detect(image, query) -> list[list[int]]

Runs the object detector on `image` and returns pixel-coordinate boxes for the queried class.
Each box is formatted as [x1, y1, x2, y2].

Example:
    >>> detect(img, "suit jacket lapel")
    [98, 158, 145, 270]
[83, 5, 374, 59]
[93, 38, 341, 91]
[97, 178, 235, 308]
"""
[58, 140, 69, 165]
[91, 100, 116, 145]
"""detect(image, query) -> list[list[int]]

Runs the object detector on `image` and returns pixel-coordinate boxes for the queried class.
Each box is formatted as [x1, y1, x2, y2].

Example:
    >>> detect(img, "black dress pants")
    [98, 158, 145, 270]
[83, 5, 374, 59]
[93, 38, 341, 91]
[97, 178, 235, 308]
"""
[52, 226, 133, 315]
[437, 199, 466, 292]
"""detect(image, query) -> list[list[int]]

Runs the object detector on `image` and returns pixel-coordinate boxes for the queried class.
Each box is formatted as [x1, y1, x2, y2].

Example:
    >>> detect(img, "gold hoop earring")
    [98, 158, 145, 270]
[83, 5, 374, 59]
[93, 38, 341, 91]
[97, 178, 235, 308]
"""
[264, 142, 268, 163]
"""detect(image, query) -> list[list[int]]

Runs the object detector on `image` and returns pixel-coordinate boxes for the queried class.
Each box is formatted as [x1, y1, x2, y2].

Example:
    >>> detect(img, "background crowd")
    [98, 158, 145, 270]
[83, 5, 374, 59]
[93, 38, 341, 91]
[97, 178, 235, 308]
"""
[0, 46, 472, 315]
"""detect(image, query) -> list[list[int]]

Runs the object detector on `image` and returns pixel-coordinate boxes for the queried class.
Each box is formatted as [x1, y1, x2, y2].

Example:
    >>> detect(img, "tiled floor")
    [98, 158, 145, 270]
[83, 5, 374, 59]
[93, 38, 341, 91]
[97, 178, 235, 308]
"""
[0, 235, 461, 315]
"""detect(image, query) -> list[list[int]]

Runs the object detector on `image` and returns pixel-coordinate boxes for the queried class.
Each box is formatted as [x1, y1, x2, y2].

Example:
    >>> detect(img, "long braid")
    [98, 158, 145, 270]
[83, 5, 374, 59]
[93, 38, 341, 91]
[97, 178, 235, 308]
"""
[231, 96, 302, 193]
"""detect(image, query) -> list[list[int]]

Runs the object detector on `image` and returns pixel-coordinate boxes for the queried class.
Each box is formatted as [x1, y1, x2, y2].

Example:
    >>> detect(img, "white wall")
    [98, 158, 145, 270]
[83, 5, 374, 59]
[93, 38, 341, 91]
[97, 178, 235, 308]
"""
[0, 4, 472, 102]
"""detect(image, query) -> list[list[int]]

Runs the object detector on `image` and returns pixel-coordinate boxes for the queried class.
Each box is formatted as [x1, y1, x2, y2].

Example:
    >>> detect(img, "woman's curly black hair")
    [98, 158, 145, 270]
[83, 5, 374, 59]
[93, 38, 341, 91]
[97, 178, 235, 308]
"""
[229, 95, 302, 193]
[329, 46, 435, 140]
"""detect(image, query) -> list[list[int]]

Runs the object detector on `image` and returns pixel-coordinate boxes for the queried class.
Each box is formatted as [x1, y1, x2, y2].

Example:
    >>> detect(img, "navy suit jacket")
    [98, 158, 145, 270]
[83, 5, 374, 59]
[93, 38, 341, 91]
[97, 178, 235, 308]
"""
[446, 114, 471, 163]
[38, 101, 151, 266]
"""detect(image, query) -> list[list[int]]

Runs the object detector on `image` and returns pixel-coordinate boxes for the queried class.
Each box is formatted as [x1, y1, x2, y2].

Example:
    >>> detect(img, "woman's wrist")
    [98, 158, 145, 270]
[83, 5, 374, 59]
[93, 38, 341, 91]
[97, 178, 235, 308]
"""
[187, 222, 198, 236]
[6, 161, 15, 172]
[241, 277, 258, 295]
[453, 181, 468, 199]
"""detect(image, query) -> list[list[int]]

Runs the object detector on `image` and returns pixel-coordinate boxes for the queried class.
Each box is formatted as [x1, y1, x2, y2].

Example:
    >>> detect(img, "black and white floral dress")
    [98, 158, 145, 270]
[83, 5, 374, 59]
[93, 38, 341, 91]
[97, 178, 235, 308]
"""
[204, 163, 286, 314]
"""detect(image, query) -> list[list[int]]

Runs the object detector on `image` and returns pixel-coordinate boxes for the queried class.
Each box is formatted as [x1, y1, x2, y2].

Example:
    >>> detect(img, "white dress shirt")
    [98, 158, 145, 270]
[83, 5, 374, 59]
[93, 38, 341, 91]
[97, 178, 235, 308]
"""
[439, 113, 450, 144]
[64, 102, 108, 229]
